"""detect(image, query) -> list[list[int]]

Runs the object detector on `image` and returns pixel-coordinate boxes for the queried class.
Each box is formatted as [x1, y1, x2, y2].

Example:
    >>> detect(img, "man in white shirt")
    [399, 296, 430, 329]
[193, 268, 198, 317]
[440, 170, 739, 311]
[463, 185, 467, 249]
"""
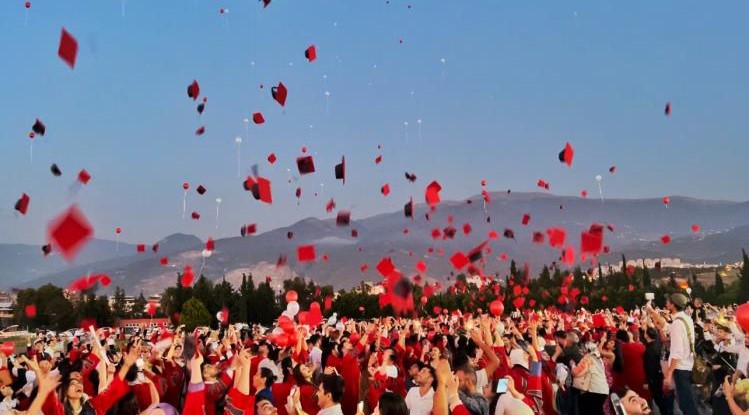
[664, 293, 699, 415]
[289, 374, 345, 415]
[405, 364, 437, 415]
[308, 335, 323, 373]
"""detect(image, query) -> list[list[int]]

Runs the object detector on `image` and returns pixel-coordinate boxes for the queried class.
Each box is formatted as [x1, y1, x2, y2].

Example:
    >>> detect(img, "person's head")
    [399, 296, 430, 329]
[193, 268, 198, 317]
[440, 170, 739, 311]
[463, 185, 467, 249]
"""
[256, 399, 279, 415]
[693, 298, 703, 308]
[141, 403, 179, 415]
[293, 362, 314, 385]
[315, 374, 345, 408]
[416, 364, 437, 390]
[455, 365, 477, 393]
[644, 327, 658, 343]
[0, 385, 13, 398]
[64, 377, 85, 402]
[614, 388, 651, 415]
[340, 337, 353, 355]
[554, 330, 568, 348]
[666, 294, 688, 313]
[373, 392, 409, 415]
[258, 343, 269, 357]
[430, 346, 441, 360]
[202, 363, 219, 381]
[408, 362, 423, 379]
[615, 329, 629, 343]
[253, 367, 275, 391]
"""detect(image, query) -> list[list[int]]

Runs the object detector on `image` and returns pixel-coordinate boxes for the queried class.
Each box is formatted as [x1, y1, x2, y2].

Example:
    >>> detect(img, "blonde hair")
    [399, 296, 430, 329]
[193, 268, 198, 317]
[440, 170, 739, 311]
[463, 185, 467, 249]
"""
[735, 379, 749, 407]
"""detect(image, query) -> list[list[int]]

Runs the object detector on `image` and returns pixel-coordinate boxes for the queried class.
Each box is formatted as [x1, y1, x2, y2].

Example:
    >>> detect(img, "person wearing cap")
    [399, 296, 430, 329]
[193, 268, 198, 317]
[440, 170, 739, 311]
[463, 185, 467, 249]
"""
[663, 293, 699, 415]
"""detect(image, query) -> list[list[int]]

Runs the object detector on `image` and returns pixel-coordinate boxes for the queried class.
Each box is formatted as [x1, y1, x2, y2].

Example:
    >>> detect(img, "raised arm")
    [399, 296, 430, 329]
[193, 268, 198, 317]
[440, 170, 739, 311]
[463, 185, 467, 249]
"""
[470, 328, 499, 377]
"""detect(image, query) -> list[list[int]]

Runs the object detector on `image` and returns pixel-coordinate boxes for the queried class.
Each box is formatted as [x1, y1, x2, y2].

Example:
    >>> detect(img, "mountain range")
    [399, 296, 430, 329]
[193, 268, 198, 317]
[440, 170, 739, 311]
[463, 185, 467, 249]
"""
[3, 192, 748, 295]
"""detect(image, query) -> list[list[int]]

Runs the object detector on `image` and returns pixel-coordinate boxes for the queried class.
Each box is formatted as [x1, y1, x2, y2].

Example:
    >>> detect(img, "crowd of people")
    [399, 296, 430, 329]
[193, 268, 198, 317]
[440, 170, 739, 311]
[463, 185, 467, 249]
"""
[0, 293, 748, 415]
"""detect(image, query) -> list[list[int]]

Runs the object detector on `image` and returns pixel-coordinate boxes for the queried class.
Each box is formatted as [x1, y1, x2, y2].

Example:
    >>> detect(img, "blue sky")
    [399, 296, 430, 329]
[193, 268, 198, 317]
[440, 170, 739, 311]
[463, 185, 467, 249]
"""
[1, 0, 748, 245]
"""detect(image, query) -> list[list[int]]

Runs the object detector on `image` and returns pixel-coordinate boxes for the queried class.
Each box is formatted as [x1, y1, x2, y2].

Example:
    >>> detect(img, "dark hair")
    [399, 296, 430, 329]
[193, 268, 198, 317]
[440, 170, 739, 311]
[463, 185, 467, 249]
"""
[615, 329, 629, 343]
[292, 364, 313, 386]
[258, 367, 275, 388]
[320, 374, 345, 403]
[423, 364, 438, 390]
[554, 330, 567, 340]
[644, 327, 658, 342]
[377, 392, 409, 415]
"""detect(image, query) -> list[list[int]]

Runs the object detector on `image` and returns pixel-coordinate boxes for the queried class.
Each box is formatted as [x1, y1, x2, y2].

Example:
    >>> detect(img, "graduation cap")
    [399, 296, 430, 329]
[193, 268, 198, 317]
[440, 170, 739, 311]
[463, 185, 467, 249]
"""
[521, 214, 530, 225]
[405, 172, 417, 182]
[47, 205, 93, 261]
[50, 164, 62, 176]
[580, 230, 603, 254]
[250, 177, 272, 204]
[404, 198, 414, 218]
[187, 80, 200, 101]
[336, 211, 351, 226]
[503, 229, 515, 239]
[197, 102, 205, 115]
[558, 142, 574, 167]
[449, 252, 469, 270]
[267, 153, 277, 164]
[691, 224, 700, 233]
[77, 169, 91, 185]
[253, 112, 265, 124]
[609, 165, 616, 174]
[467, 241, 487, 263]
[305, 45, 317, 62]
[32, 119, 46, 136]
[287, 231, 293, 239]
[196, 185, 207, 195]
[547, 227, 566, 248]
[664, 102, 671, 116]
[276, 255, 288, 268]
[537, 179, 549, 190]
[389, 277, 414, 315]
[325, 199, 336, 212]
[137, 244, 146, 253]
[334, 156, 346, 184]
[297, 245, 316, 262]
[376, 257, 396, 277]
[381, 183, 390, 196]
[442, 227, 456, 239]
[58, 28, 78, 69]
[42, 244, 51, 256]
[351, 229, 358, 238]
[271, 82, 288, 107]
[415, 260, 427, 273]
[261, 0, 271, 8]
[532, 232, 545, 244]
[462, 223, 472, 235]
[425, 181, 442, 208]
[296, 156, 315, 175]
[195, 126, 205, 136]
[15, 193, 30, 215]
[375, 155, 382, 164]
[160, 257, 169, 265]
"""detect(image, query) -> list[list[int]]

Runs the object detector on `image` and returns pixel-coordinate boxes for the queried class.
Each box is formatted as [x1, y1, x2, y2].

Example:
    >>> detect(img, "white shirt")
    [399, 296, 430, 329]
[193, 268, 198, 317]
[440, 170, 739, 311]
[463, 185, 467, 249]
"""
[727, 324, 749, 376]
[476, 368, 489, 395]
[667, 311, 695, 371]
[310, 347, 323, 369]
[405, 386, 434, 415]
[259, 357, 283, 384]
[494, 393, 533, 415]
[317, 404, 343, 415]
[0, 397, 18, 415]
[385, 364, 399, 379]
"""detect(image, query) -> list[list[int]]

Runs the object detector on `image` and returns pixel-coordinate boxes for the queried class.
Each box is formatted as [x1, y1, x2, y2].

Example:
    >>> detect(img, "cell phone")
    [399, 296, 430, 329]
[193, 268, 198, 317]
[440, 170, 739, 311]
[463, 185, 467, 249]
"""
[496, 379, 508, 393]
[645, 293, 654, 301]
[357, 401, 364, 413]
[610, 393, 626, 415]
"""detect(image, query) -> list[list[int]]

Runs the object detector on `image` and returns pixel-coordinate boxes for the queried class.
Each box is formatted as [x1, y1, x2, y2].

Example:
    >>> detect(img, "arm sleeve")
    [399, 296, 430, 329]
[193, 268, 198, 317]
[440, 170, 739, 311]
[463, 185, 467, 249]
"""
[88, 376, 131, 415]
[183, 382, 206, 415]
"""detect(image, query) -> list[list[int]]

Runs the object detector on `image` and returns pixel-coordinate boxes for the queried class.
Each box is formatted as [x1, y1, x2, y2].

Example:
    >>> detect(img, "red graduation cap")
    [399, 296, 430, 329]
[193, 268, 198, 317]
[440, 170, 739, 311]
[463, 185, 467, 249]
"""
[325, 198, 336, 212]
[251, 177, 272, 204]
[47, 204, 93, 261]
[305, 45, 317, 62]
[205, 238, 215, 252]
[431, 228, 442, 240]
[660, 235, 671, 244]
[404, 198, 414, 219]
[191, 212, 200, 220]
[547, 227, 566, 248]
[58, 28, 78, 69]
[449, 251, 469, 270]
[609, 165, 616, 174]
[425, 181, 442, 208]
[376, 257, 396, 277]
[558, 142, 574, 167]
[375, 155, 382, 164]
[99, 275, 111, 287]
[187, 80, 200, 100]
[443, 227, 456, 239]
[562, 245, 575, 266]
[137, 244, 146, 253]
[253, 112, 265, 124]
[15, 193, 30, 215]
[462, 223, 472, 235]
[537, 179, 550, 190]
[267, 153, 277, 164]
[381, 183, 390, 196]
[77, 169, 91, 185]
[580, 230, 603, 254]
[405, 172, 417, 182]
[488, 230, 499, 239]
[297, 245, 317, 262]
[532, 232, 545, 244]
[195, 126, 205, 136]
[196, 185, 207, 195]
[160, 257, 169, 266]
[521, 214, 530, 225]
[664, 102, 671, 116]
[351, 229, 358, 237]
[360, 263, 369, 273]
[271, 82, 288, 106]
[336, 211, 351, 226]
[334, 156, 346, 184]
[32, 119, 46, 136]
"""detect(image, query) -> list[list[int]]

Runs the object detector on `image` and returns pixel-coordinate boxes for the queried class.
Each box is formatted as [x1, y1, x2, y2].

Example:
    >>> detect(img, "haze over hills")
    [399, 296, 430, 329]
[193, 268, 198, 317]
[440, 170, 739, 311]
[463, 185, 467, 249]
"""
[3, 192, 748, 295]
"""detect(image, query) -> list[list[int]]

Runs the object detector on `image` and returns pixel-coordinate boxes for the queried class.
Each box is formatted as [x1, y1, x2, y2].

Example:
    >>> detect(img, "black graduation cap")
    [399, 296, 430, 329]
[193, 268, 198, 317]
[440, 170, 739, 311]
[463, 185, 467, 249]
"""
[405, 172, 417, 182]
[468, 241, 487, 263]
[196, 185, 207, 195]
[287, 231, 293, 240]
[32, 119, 46, 136]
[42, 244, 51, 256]
[334, 156, 346, 184]
[240, 225, 247, 237]
[296, 155, 315, 175]
[404, 198, 414, 219]
[503, 229, 515, 239]
[558, 142, 574, 167]
[443, 227, 456, 239]
[336, 211, 351, 226]
[50, 164, 62, 176]
[261, 0, 271, 8]
[197, 102, 205, 115]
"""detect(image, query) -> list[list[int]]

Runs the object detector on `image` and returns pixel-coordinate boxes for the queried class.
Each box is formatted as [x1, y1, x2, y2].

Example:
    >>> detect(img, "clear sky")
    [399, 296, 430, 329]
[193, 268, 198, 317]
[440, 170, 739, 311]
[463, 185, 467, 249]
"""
[1, 0, 748, 245]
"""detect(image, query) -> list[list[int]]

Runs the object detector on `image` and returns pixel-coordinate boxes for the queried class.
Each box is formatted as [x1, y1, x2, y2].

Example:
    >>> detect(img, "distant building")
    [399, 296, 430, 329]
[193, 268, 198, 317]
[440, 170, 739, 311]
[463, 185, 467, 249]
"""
[0, 292, 13, 326]
[117, 318, 170, 330]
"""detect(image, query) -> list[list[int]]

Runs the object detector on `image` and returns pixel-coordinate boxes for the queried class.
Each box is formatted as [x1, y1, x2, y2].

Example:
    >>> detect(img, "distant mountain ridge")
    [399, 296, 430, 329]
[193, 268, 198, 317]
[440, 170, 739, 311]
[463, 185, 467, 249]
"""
[2, 192, 748, 295]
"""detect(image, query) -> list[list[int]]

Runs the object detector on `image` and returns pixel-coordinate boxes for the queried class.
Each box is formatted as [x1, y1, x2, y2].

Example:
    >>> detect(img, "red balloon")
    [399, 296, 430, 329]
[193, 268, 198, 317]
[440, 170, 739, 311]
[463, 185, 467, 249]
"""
[278, 315, 295, 334]
[433, 306, 441, 315]
[25, 2, 31, 8]
[309, 301, 321, 311]
[182, 182, 190, 190]
[297, 311, 309, 325]
[273, 333, 289, 347]
[285, 290, 298, 303]
[1, 341, 14, 356]
[736, 303, 749, 334]
[115, 227, 122, 234]
[489, 300, 504, 317]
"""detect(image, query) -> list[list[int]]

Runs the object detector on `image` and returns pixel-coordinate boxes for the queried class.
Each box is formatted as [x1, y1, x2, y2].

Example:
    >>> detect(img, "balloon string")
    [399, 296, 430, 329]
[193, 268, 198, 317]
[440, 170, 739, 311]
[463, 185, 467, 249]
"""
[24, 10, 28, 27]
[216, 204, 220, 229]
[182, 191, 187, 218]
[29, 142, 33, 164]
[116, 234, 119, 253]
[237, 145, 241, 179]
[597, 182, 604, 204]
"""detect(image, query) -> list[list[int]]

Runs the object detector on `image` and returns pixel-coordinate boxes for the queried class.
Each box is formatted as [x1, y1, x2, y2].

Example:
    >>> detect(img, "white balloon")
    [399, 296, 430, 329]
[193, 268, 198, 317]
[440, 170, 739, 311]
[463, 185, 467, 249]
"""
[216, 311, 224, 321]
[235, 137, 242, 144]
[286, 301, 300, 316]
[281, 310, 294, 319]
[202, 249, 212, 258]
[216, 198, 222, 204]
[595, 175, 602, 182]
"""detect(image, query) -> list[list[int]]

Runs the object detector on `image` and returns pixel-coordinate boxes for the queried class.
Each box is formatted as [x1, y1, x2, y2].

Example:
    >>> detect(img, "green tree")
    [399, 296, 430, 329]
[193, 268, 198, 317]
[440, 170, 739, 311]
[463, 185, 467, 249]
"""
[250, 280, 279, 326]
[714, 272, 725, 296]
[538, 266, 552, 289]
[132, 292, 148, 319]
[179, 298, 212, 331]
[738, 249, 749, 303]
[642, 266, 652, 288]
[111, 287, 129, 319]
[13, 284, 76, 331]
[192, 276, 215, 313]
